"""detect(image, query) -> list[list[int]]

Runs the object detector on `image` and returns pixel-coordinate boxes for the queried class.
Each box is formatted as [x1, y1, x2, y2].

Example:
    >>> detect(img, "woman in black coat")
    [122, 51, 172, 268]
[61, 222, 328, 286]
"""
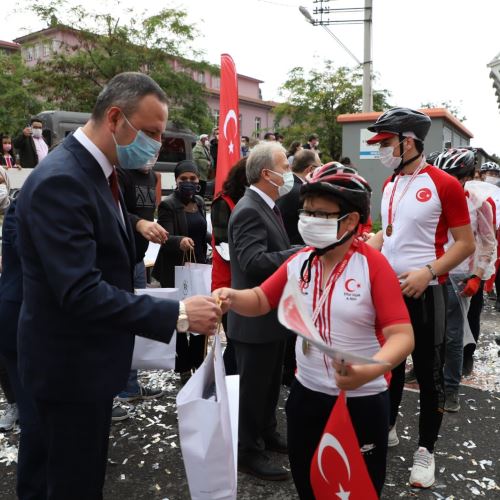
[153, 160, 210, 384]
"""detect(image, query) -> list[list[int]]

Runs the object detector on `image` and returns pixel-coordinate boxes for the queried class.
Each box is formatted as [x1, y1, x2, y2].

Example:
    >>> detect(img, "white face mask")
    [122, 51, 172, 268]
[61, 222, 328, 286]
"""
[267, 170, 294, 196]
[297, 213, 348, 249]
[378, 141, 404, 169]
[32, 128, 43, 139]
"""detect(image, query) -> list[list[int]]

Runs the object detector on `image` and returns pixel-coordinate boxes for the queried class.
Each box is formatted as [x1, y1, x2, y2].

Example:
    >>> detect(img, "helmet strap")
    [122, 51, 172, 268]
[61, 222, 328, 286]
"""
[392, 133, 422, 177]
[300, 229, 356, 284]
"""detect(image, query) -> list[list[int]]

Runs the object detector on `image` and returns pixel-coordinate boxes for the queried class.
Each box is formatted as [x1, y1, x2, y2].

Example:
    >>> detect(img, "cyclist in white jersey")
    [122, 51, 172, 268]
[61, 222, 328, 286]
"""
[365, 108, 475, 489]
[432, 149, 496, 413]
[214, 165, 414, 498]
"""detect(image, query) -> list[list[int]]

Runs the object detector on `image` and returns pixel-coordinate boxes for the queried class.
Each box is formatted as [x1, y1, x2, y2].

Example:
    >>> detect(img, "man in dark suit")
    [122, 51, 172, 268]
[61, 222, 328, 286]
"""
[15, 72, 220, 500]
[277, 149, 320, 245]
[228, 141, 297, 481]
[13, 118, 49, 168]
[275, 149, 319, 387]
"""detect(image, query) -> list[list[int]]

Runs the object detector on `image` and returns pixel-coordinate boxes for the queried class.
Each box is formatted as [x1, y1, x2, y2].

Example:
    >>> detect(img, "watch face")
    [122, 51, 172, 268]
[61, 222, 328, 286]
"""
[177, 318, 189, 332]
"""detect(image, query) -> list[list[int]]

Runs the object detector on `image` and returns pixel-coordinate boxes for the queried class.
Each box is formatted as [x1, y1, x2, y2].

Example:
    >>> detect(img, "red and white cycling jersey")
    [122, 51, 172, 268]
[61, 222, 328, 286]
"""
[260, 241, 410, 397]
[381, 165, 470, 283]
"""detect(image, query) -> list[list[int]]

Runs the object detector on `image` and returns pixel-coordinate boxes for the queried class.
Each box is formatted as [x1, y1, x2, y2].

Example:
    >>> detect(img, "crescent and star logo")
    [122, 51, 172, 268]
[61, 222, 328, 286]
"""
[415, 188, 432, 202]
[318, 433, 351, 499]
[223, 109, 238, 154]
[344, 279, 361, 293]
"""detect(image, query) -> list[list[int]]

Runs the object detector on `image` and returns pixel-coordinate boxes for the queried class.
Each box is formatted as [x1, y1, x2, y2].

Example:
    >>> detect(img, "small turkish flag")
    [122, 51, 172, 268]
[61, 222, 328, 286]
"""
[214, 53, 240, 197]
[310, 391, 378, 500]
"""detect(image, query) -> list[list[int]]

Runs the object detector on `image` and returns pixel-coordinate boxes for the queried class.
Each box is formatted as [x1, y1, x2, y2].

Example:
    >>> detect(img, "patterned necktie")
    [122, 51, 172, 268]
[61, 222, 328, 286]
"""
[5, 156, 12, 168]
[272, 204, 284, 227]
[108, 168, 120, 207]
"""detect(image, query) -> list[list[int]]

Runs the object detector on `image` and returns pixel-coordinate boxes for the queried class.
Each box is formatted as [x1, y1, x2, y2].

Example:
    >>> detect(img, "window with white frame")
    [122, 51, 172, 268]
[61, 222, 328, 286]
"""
[254, 117, 261, 138]
[197, 71, 205, 85]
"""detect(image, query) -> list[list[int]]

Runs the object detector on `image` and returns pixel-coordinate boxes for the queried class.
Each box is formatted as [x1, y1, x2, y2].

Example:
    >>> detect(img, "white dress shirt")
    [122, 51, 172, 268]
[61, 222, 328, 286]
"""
[73, 128, 124, 225]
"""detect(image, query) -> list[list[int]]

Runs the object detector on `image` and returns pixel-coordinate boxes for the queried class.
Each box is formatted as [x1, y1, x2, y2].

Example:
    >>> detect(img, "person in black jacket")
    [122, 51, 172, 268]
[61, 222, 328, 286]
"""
[12, 118, 49, 168]
[277, 149, 320, 245]
[115, 165, 168, 407]
[153, 160, 211, 384]
[210, 127, 219, 172]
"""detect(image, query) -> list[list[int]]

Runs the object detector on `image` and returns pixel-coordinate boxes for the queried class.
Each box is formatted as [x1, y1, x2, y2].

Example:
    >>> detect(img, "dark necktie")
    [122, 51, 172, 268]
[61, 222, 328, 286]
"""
[272, 204, 284, 227]
[108, 168, 120, 207]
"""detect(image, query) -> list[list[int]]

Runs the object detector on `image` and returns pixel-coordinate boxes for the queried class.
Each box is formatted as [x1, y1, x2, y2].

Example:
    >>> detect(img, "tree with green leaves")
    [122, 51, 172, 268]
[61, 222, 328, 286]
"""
[0, 53, 42, 135]
[420, 100, 466, 122]
[22, 0, 215, 132]
[273, 62, 391, 161]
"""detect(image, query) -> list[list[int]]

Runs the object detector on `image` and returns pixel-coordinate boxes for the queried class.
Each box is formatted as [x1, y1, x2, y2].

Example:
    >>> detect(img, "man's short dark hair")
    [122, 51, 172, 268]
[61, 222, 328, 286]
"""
[264, 132, 275, 140]
[292, 149, 319, 173]
[308, 133, 318, 142]
[30, 117, 43, 126]
[91, 72, 167, 122]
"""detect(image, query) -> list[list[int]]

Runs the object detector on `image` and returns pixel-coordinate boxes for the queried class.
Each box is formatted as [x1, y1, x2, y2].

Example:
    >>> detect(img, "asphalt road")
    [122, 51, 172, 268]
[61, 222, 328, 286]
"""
[1, 302, 499, 499]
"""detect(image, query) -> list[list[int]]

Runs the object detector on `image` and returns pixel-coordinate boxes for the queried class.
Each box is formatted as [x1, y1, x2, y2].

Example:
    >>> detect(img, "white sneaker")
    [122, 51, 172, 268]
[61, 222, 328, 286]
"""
[388, 424, 399, 447]
[409, 446, 435, 488]
[0, 403, 19, 432]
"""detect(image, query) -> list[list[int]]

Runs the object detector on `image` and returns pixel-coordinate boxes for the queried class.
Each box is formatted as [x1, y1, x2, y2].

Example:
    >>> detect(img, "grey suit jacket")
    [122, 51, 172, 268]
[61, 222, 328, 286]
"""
[228, 188, 297, 343]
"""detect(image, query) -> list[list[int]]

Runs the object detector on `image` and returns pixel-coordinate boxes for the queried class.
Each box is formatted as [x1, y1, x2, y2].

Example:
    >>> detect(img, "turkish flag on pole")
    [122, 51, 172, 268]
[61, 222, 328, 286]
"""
[214, 54, 240, 197]
[310, 391, 378, 500]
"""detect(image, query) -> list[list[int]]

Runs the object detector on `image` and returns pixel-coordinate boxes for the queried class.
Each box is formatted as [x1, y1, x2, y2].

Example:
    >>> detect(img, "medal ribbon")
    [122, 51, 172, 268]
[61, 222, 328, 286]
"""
[387, 159, 426, 229]
[312, 240, 358, 326]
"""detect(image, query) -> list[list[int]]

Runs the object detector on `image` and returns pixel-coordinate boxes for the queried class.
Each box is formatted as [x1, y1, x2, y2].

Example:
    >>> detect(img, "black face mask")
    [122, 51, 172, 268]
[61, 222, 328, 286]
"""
[178, 181, 199, 200]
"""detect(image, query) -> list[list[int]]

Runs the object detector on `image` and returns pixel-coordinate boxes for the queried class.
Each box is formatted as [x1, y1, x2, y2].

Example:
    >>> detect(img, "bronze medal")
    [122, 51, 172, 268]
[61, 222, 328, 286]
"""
[386, 224, 393, 237]
[302, 339, 310, 355]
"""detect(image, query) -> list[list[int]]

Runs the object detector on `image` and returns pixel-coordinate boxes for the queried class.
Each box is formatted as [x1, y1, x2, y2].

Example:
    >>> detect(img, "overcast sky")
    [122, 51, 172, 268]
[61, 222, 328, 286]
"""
[3, 0, 500, 155]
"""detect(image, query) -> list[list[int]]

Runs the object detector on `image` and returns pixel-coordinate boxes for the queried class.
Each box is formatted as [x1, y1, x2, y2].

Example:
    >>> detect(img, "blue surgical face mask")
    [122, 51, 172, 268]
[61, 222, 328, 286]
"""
[113, 113, 162, 170]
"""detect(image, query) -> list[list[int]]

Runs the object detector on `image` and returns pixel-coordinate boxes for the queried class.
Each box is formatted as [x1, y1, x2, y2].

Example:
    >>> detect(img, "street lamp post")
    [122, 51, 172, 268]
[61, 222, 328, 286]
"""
[299, 1, 373, 112]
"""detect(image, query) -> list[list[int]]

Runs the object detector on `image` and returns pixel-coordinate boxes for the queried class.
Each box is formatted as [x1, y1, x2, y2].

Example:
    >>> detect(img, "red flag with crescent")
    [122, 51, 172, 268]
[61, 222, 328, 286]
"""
[215, 53, 240, 196]
[310, 391, 378, 500]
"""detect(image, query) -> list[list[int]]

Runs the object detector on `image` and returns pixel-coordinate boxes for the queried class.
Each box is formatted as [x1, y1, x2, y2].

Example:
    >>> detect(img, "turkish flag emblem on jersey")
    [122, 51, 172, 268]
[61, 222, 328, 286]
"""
[310, 391, 378, 500]
[214, 53, 240, 197]
[416, 187, 432, 202]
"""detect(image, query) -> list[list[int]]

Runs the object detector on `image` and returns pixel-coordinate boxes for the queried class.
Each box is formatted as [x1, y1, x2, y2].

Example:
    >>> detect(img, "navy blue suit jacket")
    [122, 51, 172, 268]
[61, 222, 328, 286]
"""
[16, 135, 179, 401]
[0, 199, 23, 356]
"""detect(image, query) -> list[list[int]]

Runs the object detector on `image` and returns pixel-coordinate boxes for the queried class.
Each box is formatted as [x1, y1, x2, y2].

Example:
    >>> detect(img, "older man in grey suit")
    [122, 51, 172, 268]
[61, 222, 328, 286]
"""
[228, 141, 297, 480]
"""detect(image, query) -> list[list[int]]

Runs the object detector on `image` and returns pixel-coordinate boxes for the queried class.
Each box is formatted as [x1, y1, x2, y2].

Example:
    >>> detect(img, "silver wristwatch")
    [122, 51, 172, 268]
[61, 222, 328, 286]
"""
[176, 300, 189, 332]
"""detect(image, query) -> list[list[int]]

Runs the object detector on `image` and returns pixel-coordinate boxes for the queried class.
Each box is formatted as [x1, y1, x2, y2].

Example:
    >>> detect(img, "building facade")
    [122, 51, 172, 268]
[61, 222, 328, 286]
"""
[11, 26, 278, 139]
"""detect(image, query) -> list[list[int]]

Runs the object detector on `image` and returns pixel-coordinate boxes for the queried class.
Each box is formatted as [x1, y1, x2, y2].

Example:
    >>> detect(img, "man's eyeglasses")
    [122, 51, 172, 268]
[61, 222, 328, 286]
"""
[298, 209, 341, 219]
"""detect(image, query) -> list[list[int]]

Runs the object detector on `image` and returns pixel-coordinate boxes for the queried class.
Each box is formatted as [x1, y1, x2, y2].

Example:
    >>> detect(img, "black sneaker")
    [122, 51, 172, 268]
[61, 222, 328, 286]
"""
[405, 367, 417, 384]
[115, 386, 165, 402]
[111, 404, 130, 422]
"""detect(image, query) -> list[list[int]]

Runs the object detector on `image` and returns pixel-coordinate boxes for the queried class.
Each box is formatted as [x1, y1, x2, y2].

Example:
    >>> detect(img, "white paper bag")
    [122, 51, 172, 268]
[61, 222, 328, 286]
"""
[177, 336, 239, 500]
[175, 263, 212, 300]
[131, 288, 178, 370]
